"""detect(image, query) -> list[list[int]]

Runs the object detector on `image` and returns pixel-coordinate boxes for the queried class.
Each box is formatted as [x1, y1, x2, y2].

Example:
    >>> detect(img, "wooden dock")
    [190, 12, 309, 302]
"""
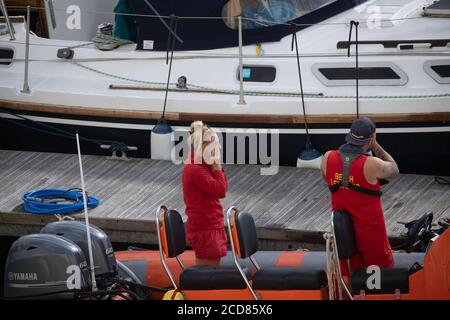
[0, 150, 449, 250]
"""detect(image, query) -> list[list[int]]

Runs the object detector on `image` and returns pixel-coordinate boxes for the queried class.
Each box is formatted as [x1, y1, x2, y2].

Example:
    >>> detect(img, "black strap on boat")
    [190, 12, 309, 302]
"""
[348, 20, 360, 118]
[329, 146, 382, 197]
[166, 15, 177, 64]
[291, 24, 310, 140]
[162, 14, 178, 120]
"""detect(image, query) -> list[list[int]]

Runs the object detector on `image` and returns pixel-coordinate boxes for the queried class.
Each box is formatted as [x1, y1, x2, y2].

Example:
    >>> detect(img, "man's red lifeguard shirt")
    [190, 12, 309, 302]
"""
[182, 154, 228, 233]
[326, 150, 394, 274]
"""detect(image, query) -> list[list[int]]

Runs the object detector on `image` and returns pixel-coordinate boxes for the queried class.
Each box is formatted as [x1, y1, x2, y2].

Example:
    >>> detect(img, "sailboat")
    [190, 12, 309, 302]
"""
[0, 0, 449, 175]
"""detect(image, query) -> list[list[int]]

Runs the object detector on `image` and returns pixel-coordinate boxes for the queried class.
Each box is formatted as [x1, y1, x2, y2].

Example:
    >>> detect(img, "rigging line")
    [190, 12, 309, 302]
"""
[0, 106, 127, 147]
[1, 38, 449, 58]
[5, 5, 431, 27]
[165, 15, 175, 64]
[5, 5, 169, 19]
[142, 0, 183, 44]
[61, 60, 450, 99]
[178, 15, 429, 26]
[162, 15, 178, 120]
[0, 39, 97, 48]
[38, 47, 447, 99]
[291, 24, 310, 142]
[8, 51, 443, 99]
[348, 20, 360, 119]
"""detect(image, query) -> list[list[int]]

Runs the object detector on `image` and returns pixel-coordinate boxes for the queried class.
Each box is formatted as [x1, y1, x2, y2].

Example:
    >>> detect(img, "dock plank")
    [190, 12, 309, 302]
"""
[0, 150, 449, 239]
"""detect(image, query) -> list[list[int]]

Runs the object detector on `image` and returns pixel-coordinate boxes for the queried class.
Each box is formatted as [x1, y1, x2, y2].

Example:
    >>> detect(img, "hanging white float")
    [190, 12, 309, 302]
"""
[296, 141, 323, 169]
[151, 119, 174, 161]
[291, 27, 323, 170]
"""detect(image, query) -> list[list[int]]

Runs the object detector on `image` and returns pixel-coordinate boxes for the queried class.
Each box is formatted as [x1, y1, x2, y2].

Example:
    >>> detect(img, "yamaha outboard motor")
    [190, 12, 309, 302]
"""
[40, 221, 118, 284]
[4, 234, 91, 299]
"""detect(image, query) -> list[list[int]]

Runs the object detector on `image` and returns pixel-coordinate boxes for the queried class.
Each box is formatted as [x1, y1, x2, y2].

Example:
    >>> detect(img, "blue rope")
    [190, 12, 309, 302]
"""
[22, 188, 100, 215]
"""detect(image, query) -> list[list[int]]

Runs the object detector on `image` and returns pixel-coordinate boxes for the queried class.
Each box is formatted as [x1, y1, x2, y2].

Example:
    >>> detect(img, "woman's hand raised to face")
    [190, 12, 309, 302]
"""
[204, 134, 222, 171]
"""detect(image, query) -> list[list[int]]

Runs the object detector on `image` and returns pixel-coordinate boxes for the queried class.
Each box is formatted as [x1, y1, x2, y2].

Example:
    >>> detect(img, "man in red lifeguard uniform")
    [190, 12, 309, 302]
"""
[321, 117, 399, 274]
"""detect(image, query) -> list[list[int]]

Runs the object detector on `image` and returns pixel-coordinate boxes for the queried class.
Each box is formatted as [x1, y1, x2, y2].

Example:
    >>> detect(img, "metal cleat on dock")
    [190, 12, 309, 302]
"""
[100, 142, 137, 161]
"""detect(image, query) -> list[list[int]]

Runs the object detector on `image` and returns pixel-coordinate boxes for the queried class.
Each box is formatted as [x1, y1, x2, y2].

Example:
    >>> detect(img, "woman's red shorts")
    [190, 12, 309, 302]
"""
[187, 228, 228, 260]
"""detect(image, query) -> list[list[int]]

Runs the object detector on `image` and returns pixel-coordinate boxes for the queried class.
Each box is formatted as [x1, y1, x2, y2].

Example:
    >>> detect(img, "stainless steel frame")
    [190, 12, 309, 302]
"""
[330, 211, 354, 300]
[323, 232, 336, 300]
[226, 206, 258, 300]
[155, 205, 178, 289]
[21, 6, 30, 94]
[176, 256, 185, 270]
[249, 256, 260, 271]
[0, 0, 15, 40]
[237, 16, 246, 105]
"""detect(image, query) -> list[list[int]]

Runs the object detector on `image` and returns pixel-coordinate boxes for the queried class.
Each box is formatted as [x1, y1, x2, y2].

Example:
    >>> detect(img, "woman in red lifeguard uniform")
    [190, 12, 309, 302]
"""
[321, 117, 399, 274]
[182, 121, 228, 266]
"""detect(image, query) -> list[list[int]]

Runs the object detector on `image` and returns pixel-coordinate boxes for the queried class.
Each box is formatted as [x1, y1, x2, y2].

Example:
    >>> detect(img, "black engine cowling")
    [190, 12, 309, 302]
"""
[40, 221, 118, 281]
[4, 234, 91, 299]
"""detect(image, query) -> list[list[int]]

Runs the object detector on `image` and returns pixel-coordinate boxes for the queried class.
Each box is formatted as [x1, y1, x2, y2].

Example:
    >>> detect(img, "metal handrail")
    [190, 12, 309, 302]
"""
[225, 206, 259, 300]
[237, 16, 246, 105]
[21, 5, 30, 94]
[324, 232, 336, 300]
[330, 212, 354, 300]
[155, 205, 178, 290]
[175, 256, 185, 270]
[0, 0, 15, 40]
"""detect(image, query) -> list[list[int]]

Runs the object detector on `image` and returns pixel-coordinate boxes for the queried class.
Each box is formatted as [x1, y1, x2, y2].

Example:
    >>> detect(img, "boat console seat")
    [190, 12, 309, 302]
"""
[179, 265, 251, 290]
[232, 211, 327, 290]
[161, 209, 250, 291]
[350, 267, 410, 294]
[252, 267, 327, 290]
[332, 211, 422, 295]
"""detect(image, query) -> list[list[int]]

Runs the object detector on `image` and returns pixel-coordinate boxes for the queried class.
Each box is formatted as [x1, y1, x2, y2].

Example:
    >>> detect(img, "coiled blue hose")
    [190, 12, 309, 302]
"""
[22, 189, 100, 215]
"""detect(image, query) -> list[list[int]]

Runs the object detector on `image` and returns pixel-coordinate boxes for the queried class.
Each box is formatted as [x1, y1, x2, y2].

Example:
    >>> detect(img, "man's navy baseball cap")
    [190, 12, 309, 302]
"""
[345, 117, 376, 146]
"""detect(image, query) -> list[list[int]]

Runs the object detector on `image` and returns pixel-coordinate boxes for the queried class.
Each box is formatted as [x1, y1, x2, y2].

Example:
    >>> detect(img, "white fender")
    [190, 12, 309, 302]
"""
[296, 145, 323, 169]
[297, 155, 323, 169]
[151, 120, 174, 161]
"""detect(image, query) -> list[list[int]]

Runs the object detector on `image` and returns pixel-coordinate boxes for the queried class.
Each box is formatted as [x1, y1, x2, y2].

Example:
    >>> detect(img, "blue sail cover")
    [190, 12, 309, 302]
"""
[130, 0, 368, 51]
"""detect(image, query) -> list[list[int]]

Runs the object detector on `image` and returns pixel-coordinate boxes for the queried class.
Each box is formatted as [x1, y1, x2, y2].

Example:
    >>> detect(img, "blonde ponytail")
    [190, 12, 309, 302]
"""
[189, 121, 218, 163]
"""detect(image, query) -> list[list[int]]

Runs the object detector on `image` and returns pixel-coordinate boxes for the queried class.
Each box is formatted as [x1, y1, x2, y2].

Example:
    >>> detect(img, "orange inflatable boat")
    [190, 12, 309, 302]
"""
[3, 206, 449, 300]
[114, 206, 450, 300]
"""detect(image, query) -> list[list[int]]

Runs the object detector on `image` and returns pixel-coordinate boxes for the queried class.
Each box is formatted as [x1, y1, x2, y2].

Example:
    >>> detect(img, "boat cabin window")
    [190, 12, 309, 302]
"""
[312, 62, 408, 86]
[222, 0, 337, 29]
[237, 65, 277, 82]
[424, 60, 450, 84]
[0, 47, 14, 66]
[431, 65, 450, 78]
[319, 67, 400, 80]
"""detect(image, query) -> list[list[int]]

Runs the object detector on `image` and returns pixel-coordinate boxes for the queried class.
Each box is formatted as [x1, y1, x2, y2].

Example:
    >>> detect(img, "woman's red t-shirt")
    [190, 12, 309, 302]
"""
[182, 157, 228, 233]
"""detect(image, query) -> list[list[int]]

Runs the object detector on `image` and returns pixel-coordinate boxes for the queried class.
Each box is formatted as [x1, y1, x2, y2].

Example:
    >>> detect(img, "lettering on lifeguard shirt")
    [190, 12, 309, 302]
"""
[330, 172, 361, 187]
